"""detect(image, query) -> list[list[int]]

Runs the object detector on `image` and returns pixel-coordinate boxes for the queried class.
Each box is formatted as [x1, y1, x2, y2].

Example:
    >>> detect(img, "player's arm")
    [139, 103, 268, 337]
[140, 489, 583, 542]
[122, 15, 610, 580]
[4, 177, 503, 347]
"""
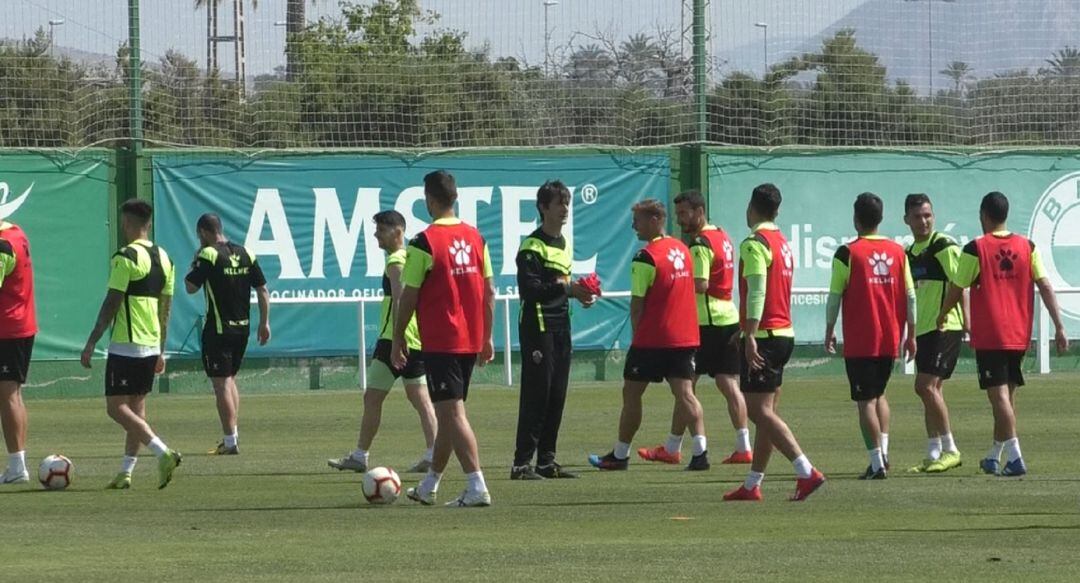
[740, 237, 769, 369]
[250, 254, 270, 345]
[1031, 244, 1069, 354]
[690, 237, 713, 295]
[903, 255, 917, 361]
[824, 245, 850, 355]
[629, 250, 655, 334]
[184, 247, 215, 294]
[937, 240, 971, 333]
[0, 239, 16, 288]
[155, 258, 176, 374]
[392, 236, 431, 367]
[516, 245, 567, 302]
[480, 242, 496, 364]
[82, 252, 131, 368]
[939, 241, 978, 330]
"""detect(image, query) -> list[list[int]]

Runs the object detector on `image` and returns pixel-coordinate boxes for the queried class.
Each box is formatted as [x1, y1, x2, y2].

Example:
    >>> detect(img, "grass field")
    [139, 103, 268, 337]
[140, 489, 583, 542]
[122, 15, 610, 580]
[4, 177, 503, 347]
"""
[3, 372, 1079, 582]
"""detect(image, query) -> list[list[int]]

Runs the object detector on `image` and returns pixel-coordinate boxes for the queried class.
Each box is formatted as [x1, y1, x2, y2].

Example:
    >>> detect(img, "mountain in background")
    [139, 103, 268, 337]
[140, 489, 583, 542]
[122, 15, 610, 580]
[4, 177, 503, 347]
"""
[716, 0, 1080, 92]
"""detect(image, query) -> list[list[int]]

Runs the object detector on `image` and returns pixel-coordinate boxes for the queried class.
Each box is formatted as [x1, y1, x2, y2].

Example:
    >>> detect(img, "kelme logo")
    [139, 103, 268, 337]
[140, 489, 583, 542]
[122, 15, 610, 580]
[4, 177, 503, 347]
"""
[0, 182, 33, 220]
[869, 252, 894, 276]
[1029, 172, 1080, 319]
[450, 239, 472, 266]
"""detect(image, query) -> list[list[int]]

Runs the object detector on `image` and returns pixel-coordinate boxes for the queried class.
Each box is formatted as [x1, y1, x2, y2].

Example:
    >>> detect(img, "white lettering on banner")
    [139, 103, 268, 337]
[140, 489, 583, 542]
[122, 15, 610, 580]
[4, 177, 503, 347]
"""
[309, 187, 382, 278]
[245, 184, 602, 281]
[786, 223, 972, 272]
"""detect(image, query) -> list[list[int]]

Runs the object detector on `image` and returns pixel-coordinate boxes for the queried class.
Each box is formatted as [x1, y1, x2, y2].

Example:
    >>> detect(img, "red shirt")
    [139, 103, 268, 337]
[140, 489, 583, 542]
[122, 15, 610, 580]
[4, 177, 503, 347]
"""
[409, 221, 488, 354]
[698, 227, 734, 301]
[739, 228, 793, 330]
[970, 234, 1034, 351]
[840, 238, 908, 359]
[0, 224, 37, 339]
[632, 237, 699, 349]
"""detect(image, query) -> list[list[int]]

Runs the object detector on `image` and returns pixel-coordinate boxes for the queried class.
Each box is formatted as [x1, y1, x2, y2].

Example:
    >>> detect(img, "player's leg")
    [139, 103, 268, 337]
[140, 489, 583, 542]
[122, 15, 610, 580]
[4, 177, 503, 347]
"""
[208, 375, 239, 454]
[877, 394, 891, 468]
[856, 397, 885, 479]
[913, 372, 944, 468]
[591, 347, 652, 470]
[536, 329, 575, 478]
[997, 358, 1027, 477]
[671, 373, 709, 470]
[977, 350, 1025, 476]
[637, 376, 689, 465]
[0, 380, 28, 484]
[329, 352, 397, 472]
[513, 330, 553, 479]
[716, 373, 752, 463]
[403, 379, 436, 473]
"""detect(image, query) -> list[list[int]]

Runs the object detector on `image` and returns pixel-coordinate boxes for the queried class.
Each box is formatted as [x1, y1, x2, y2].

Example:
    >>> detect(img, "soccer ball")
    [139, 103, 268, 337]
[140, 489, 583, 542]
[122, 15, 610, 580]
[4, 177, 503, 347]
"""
[38, 455, 73, 490]
[362, 466, 401, 505]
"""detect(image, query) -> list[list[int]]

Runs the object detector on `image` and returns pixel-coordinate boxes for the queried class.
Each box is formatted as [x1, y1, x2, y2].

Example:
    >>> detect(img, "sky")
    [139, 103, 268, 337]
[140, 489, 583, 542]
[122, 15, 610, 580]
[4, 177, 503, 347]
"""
[6, 0, 872, 77]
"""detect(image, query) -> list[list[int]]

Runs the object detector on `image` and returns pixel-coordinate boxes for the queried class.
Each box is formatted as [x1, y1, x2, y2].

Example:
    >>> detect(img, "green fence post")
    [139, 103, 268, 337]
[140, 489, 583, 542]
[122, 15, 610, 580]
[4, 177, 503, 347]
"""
[309, 360, 321, 390]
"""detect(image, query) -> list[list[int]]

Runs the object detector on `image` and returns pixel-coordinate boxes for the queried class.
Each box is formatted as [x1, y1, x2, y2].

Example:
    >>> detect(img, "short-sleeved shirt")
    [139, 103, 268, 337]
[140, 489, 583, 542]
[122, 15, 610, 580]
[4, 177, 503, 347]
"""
[108, 239, 175, 356]
[380, 249, 421, 350]
[907, 232, 964, 336]
[690, 226, 738, 327]
[185, 240, 266, 336]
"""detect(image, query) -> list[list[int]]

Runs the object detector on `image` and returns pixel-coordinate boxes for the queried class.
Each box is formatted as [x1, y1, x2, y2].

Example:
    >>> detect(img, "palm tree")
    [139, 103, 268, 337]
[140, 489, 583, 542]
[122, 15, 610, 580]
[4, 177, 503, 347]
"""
[568, 44, 613, 85]
[617, 33, 659, 87]
[939, 60, 971, 94]
[1045, 46, 1080, 78]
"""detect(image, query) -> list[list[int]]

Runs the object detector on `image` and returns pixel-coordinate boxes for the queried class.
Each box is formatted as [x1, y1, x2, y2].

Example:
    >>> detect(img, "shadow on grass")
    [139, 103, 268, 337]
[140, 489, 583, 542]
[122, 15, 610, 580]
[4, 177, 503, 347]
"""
[879, 524, 1080, 533]
[184, 503, 402, 512]
[513, 500, 676, 508]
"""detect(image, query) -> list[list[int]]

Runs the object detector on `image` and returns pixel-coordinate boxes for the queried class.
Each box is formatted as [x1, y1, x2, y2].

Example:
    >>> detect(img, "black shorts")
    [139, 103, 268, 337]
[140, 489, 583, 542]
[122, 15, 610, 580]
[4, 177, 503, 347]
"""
[372, 338, 425, 380]
[845, 357, 894, 401]
[202, 332, 248, 378]
[915, 330, 962, 380]
[695, 324, 741, 377]
[105, 354, 157, 396]
[976, 350, 1026, 390]
[623, 347, 696, 383]
[740, 336, 795, 393]
[424, 352, 477, 402]
[0, 336, 33, 384]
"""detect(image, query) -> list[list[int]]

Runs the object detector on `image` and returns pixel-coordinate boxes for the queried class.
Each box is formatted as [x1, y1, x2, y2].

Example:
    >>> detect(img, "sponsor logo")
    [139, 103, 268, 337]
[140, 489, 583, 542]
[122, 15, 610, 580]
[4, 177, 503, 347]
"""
[1030, 172, 1080, 319]
[450, 239, 472, 266]
[869, 251, 894, 277]
[667, 248, 686, 271]
[0, 181, 33, 220]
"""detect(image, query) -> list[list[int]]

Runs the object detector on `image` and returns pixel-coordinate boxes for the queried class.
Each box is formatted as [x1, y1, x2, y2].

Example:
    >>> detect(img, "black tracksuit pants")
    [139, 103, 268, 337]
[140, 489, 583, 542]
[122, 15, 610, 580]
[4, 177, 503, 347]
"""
[513, 326, 572, 467]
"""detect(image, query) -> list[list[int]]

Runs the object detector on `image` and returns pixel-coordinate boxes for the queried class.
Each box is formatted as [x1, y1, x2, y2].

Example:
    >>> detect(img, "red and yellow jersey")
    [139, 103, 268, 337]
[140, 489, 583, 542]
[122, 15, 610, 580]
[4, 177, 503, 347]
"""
[830, 237, 912, 359]
[955, 232, 1043, 351]
[0, 222, 37, 339]
[738, 224, 793, 332]
[630, 236, 699, 349]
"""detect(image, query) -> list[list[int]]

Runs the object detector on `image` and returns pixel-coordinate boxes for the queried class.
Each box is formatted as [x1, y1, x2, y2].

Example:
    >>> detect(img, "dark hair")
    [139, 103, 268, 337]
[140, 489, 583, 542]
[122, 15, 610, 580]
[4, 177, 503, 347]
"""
[673, 190, 706, 210]
[854, 192, 884, 229]
[904, 193, 932, 215]
[750, 183, 782, 219]
[196, 213, 223, 234]
[372, 209, 406, 230]
[632, 198, 667, 222]
[423, 170, 457, 208]
[120, 199, 153, 225]
[536, 180, 571, 212]
[981, 191, 1009, 223]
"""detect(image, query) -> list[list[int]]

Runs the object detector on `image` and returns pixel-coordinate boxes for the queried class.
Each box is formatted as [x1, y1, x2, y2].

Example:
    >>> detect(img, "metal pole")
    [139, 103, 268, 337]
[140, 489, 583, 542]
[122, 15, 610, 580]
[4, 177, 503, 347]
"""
[692, 0, 707, 142]
[503, 297, 513, 387]
[1037, 294, 1050, 374]
[928, 0, 933, 96]
[358, 300, 368, 390]
[763, 27, 768, 74]
[127, 0, 143, 155]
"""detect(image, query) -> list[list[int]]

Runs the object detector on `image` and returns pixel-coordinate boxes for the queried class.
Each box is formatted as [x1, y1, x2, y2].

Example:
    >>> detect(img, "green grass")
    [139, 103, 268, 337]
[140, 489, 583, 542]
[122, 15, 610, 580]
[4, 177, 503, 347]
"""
[3, 372, 1080, 582]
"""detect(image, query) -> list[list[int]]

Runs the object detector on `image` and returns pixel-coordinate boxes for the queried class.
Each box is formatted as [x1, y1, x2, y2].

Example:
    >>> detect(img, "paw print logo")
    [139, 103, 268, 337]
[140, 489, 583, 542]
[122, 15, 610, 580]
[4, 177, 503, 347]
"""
[667, 248, 686, 270]
[449, 239, 472, 266]
[228, 254, 241, 268]
[722, 240, 734, 262]
[869, 252, 894, 276]
[996, 248, 1017, 272]
[780, 243, 794, 269]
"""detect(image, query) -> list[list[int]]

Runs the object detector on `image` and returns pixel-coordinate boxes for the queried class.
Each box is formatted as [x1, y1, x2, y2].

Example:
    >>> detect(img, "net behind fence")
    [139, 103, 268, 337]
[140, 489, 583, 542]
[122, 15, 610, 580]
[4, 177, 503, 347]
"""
[7, 0, 1080, 150]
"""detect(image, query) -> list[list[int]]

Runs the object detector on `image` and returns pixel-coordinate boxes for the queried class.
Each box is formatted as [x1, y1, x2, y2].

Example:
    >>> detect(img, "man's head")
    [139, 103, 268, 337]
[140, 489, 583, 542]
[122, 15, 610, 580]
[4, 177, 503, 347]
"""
[631, 199, 667, 242]
[853, 192, 884, 233]
[423, 170, 458, 219]
[536, 180, 571, 229]
[372, 209, 406, 252]
[747, 183, 781, 228]
[196, 213, 223, 247]
[120, 199, 153, 241]
[980, 191, 1009, 232]
[903, 193, 934, 239]
[673, 190, 707, 235]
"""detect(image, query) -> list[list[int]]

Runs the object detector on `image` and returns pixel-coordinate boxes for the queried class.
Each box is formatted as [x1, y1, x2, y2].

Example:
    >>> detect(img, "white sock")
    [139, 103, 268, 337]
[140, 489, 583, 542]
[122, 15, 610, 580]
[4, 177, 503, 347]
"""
[466, 470, 488, 494]
[121, 455, 138, 474]
[664, 433, 683, 455]
[735, 428, 751, 453]
[880, 433, 890, 457]
[927, 437, 942, 461]
[351, 449, 369, 464]
[419, 470, 442, 496]
[8, 451, 26, 473]
[941, 432, 957, 454]
[744, 470, 764, 489]
[869, 448, 884, 472]
[691, 435, 707, 456]
[988, 440, 1005, 461]
[1003, 437, 1022, 462]
[224, 431, 238, 449]
[613, 441, 631, 460]
[423, 447, 434, 463]
[147, 436, 169, 458]
[792, 454, 813, 479]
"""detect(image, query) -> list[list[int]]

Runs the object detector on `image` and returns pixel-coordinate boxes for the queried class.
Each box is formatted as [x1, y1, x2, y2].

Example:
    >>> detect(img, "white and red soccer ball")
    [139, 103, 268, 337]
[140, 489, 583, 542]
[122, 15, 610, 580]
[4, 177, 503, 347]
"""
[38, 454, 73, 490]
[362, 466, 401, 504]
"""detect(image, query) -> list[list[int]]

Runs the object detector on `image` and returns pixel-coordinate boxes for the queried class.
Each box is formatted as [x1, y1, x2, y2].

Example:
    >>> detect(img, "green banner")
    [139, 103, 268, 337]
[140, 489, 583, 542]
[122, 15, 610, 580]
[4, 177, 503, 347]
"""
[0, 151, 113, 359]
[708, 151, 1080, 342]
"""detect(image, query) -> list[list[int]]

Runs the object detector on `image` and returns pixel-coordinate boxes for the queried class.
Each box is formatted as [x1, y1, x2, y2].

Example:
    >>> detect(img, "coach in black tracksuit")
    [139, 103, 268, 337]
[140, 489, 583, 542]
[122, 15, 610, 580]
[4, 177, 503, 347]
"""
[511, 180, 595, 480]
